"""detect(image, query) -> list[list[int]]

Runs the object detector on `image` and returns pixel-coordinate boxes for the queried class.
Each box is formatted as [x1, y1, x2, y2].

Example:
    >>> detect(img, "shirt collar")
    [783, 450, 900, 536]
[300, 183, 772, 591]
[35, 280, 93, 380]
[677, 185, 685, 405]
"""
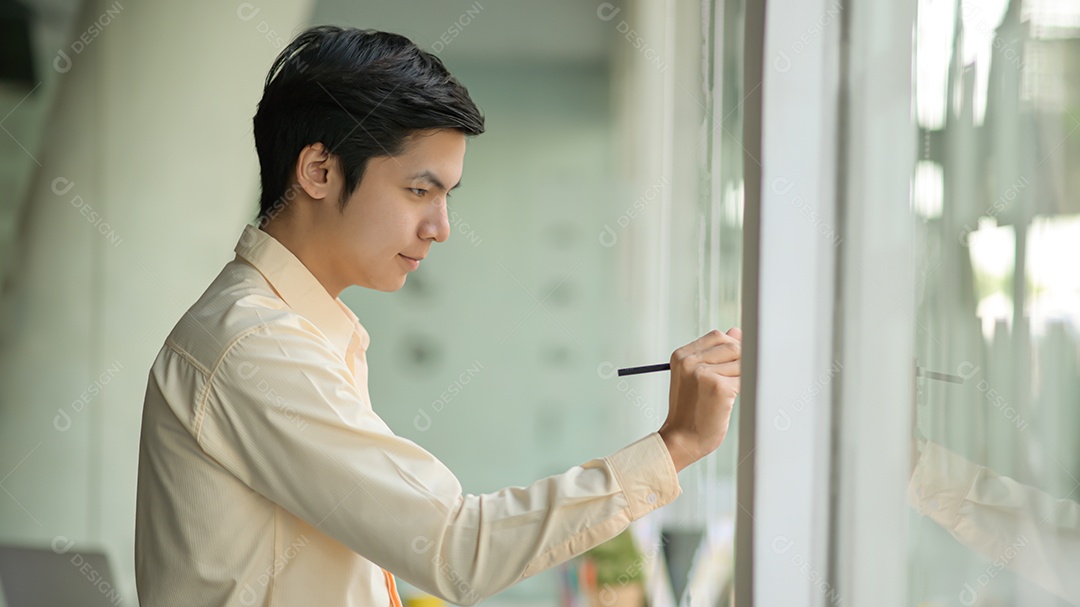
[233, 224, 370, 356]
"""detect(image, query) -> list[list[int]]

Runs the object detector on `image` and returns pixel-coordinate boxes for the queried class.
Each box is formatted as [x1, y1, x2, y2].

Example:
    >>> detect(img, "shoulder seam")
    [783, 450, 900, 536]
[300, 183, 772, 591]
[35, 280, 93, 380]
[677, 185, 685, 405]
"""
[163, 339, 210, 377]
[192, 321, 281, 442]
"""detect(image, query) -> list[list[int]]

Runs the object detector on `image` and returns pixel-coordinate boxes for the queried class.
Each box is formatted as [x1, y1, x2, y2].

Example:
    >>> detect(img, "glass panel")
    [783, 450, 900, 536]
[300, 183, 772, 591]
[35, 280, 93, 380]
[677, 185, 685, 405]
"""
[680, 0, 745, 605]
[582, 1, 746, 606]
[908, 0, 1080, 604]
[664, 0, 746, 604]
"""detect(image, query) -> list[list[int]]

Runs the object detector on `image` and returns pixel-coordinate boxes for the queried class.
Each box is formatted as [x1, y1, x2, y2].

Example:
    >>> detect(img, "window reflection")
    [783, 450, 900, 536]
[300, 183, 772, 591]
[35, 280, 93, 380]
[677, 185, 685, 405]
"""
[908, 0, 1080, 605]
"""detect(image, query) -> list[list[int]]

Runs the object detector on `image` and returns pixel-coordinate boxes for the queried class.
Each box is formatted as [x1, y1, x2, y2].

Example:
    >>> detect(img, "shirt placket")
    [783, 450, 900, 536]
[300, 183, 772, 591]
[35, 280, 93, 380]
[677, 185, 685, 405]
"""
[349, 332, 396, 606]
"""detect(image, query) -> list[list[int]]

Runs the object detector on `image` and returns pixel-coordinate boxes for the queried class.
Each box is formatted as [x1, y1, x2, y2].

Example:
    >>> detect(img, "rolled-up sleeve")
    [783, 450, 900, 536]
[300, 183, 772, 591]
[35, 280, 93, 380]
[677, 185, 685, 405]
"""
[194, 319, 681, 605]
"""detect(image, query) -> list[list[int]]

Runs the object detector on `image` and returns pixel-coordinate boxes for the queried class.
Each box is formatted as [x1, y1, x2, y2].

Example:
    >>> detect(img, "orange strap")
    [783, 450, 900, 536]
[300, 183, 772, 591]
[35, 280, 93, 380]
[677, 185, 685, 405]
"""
[382, 568, 404, 607]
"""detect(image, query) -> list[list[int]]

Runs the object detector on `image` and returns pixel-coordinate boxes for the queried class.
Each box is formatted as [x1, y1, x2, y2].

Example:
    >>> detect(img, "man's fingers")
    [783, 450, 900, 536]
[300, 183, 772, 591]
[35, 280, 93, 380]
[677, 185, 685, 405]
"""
[691, 329, 737, 349]
[690, 370, 740, 398]
[700, 340, 741, 365]
[722, 375, 741, 398]
[673, 327, 743, 362]
[695, 360, 740, 377]
[686, 358, 738, 378]
[675, 340, 740, 366]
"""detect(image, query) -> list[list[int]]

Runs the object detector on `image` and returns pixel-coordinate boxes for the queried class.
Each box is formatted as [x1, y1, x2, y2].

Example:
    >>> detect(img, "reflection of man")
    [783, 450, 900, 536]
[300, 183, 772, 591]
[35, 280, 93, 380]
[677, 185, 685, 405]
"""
[133, 26, 743, 606]
[909, 440, 1080, 604]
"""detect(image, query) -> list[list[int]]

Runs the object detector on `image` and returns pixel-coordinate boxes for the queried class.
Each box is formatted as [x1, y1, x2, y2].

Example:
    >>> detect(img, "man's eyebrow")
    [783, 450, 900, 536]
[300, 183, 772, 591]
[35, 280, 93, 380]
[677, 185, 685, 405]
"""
[409, 170, 461, 192]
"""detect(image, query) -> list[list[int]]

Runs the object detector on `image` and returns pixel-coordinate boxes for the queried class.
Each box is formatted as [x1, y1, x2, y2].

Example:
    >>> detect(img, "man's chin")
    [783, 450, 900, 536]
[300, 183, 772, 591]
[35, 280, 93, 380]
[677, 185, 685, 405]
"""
[375, 276, 408, 293]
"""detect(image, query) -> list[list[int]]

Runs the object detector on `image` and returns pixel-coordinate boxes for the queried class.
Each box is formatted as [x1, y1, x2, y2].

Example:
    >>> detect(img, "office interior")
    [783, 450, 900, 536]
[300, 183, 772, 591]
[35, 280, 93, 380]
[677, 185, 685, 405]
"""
[0, 0, 1077, 605]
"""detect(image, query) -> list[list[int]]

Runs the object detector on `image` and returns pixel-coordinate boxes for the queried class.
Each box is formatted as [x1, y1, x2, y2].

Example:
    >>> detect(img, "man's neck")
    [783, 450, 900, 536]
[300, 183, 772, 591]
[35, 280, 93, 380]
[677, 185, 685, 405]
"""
[259, 220, 345, 299]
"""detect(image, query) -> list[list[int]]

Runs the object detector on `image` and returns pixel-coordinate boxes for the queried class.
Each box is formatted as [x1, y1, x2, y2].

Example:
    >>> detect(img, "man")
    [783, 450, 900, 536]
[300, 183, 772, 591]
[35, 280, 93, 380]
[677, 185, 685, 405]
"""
[134, 26, 741, 606]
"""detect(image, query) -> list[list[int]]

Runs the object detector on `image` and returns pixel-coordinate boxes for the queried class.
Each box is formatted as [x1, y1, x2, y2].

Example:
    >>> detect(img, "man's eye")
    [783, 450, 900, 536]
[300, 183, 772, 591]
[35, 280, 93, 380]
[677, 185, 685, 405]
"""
[409, 188, 428, 197]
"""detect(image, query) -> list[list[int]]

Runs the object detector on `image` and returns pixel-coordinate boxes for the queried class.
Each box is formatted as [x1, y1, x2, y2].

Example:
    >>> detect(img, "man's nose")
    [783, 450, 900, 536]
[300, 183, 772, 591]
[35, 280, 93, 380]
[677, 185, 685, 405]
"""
[421, 199, 451, 243]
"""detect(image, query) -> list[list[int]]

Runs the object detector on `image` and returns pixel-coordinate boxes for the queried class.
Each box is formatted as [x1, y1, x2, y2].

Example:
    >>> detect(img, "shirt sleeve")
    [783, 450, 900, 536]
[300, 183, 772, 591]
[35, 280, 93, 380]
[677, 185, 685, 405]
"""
[194, 319, 682, 606]
[908, 441, 1080, 603]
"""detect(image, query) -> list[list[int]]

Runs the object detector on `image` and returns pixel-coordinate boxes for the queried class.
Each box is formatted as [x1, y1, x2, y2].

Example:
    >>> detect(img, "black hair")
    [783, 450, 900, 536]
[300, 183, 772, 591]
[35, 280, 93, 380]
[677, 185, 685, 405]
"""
[252, 26, 485, 222]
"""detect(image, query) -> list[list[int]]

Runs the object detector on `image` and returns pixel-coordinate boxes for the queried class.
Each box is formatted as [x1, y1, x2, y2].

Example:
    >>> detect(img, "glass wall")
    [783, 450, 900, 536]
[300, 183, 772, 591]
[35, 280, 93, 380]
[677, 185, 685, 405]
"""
[596, 0, 746, 605]
[907, 0, 1080, 604]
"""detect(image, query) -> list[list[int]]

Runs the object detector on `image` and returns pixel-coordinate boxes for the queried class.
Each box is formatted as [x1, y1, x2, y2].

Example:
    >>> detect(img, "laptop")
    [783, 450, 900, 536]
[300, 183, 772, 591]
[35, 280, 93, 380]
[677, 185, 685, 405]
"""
[0, 544, 123, 607]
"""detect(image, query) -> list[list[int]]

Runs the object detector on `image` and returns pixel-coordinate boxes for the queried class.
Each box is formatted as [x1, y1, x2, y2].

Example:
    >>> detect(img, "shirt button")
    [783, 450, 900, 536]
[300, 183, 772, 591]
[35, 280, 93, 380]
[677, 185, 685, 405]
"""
[646, 493, 658, 504]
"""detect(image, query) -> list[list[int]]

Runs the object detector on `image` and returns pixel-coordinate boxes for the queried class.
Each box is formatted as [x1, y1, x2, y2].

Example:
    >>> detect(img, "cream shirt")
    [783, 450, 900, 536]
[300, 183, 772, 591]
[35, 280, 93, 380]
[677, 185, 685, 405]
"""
[134, 224, 681, 606]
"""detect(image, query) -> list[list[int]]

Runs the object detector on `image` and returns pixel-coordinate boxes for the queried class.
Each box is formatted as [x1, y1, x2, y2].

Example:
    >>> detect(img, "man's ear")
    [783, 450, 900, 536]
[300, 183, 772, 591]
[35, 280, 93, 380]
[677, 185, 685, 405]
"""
[294, 143, 338, 200]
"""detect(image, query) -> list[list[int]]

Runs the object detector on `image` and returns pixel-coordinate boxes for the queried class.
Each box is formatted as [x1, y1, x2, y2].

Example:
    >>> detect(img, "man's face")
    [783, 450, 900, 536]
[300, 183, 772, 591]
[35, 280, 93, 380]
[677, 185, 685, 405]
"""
[324, 128, 465, 292]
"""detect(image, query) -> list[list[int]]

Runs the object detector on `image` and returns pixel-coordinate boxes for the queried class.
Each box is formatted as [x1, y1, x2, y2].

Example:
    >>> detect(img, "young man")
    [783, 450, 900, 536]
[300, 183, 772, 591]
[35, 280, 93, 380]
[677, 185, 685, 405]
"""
[134, 26, 741, 606]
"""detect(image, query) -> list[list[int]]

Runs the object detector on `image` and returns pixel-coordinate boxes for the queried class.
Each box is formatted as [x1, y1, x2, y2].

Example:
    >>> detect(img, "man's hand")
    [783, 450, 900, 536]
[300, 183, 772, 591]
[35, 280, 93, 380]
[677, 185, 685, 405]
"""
[658, 328, 742, 473]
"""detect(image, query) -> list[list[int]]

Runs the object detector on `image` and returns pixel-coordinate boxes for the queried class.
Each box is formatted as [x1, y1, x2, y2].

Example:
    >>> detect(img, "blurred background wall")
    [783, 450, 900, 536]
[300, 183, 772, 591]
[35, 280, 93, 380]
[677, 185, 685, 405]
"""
[0, 0, 318, 603]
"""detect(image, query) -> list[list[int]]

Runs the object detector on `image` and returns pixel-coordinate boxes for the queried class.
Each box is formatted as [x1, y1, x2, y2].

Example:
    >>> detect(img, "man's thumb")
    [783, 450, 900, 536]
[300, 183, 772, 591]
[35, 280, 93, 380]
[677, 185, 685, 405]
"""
[727, 327, 743, 342]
